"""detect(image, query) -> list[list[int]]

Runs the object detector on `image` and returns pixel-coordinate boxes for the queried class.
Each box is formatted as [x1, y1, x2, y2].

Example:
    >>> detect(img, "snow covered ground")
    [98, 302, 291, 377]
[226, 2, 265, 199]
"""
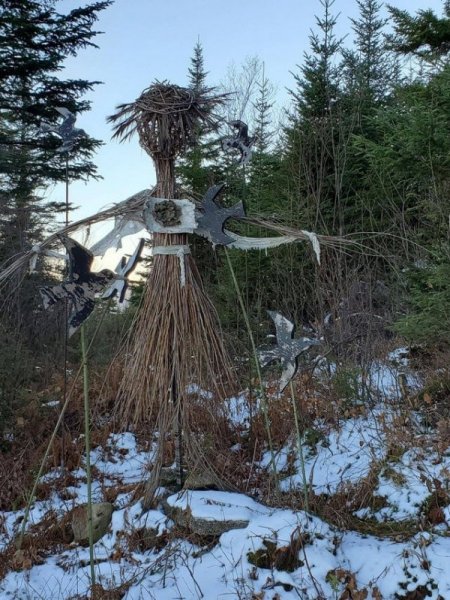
[1, 358, 449, 599]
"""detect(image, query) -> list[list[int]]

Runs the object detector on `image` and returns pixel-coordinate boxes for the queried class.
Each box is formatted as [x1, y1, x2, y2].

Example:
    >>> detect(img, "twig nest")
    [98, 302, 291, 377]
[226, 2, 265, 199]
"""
[152, 200, 182, 227]
[108, 81, 227, 160]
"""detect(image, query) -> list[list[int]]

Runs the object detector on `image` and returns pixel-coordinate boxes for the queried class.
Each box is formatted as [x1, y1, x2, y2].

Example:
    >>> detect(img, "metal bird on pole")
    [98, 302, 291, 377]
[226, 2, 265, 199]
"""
[222, 120, 257, 165]
[258, 311, 320, 391]
[103, 238, 146, 303]
[40, 236, 115, 336]
[41, 107, 87, 153]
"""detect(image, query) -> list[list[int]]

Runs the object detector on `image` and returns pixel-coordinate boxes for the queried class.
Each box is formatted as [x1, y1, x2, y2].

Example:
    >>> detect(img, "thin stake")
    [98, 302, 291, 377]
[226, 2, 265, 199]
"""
[289, 381, 309, 512]
[224, 247, 278, 485]
[61, 154, 70, 469]
[80, 324, 96, 588]
[17, 303, 110, 551]
[65, 156, 69, 227]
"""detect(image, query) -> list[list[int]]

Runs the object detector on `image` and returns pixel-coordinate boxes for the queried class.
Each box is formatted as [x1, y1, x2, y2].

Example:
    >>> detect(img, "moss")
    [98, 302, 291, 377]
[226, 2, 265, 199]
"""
[247, 536, 307, 572]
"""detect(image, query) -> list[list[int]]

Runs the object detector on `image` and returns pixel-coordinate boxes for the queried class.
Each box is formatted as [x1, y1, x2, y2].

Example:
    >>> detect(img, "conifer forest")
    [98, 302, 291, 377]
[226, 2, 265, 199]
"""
[1, 1, 450, 598]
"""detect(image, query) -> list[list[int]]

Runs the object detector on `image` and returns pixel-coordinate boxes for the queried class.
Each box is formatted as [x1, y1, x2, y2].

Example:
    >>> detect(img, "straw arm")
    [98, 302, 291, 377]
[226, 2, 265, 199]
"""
[0, 188, 155, 287]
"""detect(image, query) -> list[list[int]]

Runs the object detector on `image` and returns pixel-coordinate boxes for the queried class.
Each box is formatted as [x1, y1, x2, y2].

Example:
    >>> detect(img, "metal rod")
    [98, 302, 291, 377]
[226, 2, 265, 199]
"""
[81, 325, 96, 588]
[61, 155, 70, 469]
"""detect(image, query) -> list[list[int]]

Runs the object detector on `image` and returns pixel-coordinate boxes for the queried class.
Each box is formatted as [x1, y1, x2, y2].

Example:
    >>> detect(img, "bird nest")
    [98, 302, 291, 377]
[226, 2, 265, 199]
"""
[108, 81, 227, 160]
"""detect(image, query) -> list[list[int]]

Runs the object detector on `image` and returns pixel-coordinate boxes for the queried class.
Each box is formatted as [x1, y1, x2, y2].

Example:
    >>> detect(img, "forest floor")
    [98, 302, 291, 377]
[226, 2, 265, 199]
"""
[1, 348, 450, 600]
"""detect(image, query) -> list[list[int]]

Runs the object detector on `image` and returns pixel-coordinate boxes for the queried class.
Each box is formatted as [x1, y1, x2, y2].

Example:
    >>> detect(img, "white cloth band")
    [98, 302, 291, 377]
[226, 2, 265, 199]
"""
[152, 245, 191, 287]
[224, 229, 321, 265]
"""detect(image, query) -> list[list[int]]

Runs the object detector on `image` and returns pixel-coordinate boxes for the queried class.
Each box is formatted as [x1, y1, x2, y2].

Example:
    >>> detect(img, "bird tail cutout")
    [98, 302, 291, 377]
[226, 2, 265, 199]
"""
[39, 287, 59, 310]
[258, 347, 279, 368]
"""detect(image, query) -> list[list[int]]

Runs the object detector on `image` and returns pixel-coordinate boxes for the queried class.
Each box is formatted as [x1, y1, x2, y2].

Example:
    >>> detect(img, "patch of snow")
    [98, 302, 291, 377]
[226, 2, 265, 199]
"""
[280, 411, 385, 494]
[167, 490, 271, 523]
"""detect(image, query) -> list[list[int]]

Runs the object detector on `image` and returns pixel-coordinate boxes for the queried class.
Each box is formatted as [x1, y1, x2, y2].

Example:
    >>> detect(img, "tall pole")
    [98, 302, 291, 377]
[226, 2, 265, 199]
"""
[154, 158, 184, 489]
[61, 155, 70, 469]
[64, 153, 96, 589]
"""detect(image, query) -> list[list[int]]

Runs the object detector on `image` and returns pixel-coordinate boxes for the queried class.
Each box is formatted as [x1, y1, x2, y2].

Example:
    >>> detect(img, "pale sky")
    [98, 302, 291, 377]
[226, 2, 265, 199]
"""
[50, 0, 444, 225]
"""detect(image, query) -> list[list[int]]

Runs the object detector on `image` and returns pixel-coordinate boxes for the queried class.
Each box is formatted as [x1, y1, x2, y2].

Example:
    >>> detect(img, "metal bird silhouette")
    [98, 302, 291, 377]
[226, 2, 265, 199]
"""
[258, 311, 320, 391]
[222, 120, 257, 165]
[41, 107, 87, 153]
[40, 235, 115, 336]
[103, 238, 145, 303]
[195, 184, 245, 246]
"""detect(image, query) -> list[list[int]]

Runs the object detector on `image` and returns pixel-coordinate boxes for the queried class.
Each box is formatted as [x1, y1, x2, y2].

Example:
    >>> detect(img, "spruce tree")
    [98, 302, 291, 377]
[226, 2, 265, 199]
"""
[350, 0, 390, 103]
[338, 0, 395, 233]
[285, 0, 342, 232]
[249, 70, 281, 216]
[0, 0, 112, 261]
[188, 40, 208, 94]
[289, 0, 341, 122]
[0, 0, 112, 428]
[388, 3, 450, 58]
[177, 41, 215, 195]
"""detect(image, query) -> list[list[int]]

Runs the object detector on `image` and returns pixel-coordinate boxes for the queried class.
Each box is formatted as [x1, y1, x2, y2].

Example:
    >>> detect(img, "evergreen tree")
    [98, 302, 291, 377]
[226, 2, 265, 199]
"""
[349, 0, 390, 103]
[188, 40, 208, 94]
[218, 69, 283, 340]
[252, 71, 274, 156]
[0, 0, 112, 429]
[338, 0, 396, 233]
[248, 69, 283, 220]
[388, 3, 450, 58]
[284, 0, 342, 232]
[289, 0, 341, 121]
[0, 0, 112, 261]
[177, 40, 216, 195]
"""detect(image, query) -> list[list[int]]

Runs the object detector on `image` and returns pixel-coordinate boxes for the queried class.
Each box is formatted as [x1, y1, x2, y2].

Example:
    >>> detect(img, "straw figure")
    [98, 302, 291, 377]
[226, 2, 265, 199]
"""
[108, 82, 237, 503]
[0, 81, 357, 507]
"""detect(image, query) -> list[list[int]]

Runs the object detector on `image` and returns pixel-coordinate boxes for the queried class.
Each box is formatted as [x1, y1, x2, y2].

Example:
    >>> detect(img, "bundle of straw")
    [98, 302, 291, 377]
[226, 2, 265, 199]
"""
[108, 81, 227, 158]
[109, 82, 236, 502]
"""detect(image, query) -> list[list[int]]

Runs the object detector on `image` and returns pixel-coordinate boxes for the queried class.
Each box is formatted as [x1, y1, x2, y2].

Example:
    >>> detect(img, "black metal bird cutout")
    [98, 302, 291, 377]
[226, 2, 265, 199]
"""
[222, 120, 257, 165]
[195, 184, 245, 246]
[40, 235, 115, 336]
[258, 311, 320, 391]
[103, 238, 145, 303]
[41, 107, 87, 153]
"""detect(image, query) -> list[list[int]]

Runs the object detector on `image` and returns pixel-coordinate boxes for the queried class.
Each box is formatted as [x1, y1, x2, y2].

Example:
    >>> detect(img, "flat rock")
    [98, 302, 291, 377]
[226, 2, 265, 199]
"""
[183, 468, 220, 490]
[164, 490, 270, 537]
[71, 502, 113, 545]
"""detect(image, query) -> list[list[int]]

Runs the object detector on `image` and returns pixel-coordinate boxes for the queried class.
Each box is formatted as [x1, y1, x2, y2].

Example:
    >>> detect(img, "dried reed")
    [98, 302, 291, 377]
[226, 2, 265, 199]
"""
[108, 81, 227, 158]
[109, 82, 236, 502]
[0, 189, 152, 291]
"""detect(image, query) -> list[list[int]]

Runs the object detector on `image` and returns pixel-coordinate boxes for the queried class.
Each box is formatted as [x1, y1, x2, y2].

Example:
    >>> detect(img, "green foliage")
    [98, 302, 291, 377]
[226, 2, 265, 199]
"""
[177, 40, 220, 196]
[394, 256, 450, 346]
[71, 301, 137, 368]
[0, 328, 34, 432]
[5, 0, 450, 433]
[0, 0, 112, 259]
[0, 0, 112, 430]
[388, 3, 450, 58]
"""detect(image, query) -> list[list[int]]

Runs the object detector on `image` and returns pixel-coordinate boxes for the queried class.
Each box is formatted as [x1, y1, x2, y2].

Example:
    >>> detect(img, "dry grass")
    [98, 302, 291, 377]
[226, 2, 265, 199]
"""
[106, 82, 240, 504]
[108, 81, 227, 158]
[115, 234, 238, 502]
